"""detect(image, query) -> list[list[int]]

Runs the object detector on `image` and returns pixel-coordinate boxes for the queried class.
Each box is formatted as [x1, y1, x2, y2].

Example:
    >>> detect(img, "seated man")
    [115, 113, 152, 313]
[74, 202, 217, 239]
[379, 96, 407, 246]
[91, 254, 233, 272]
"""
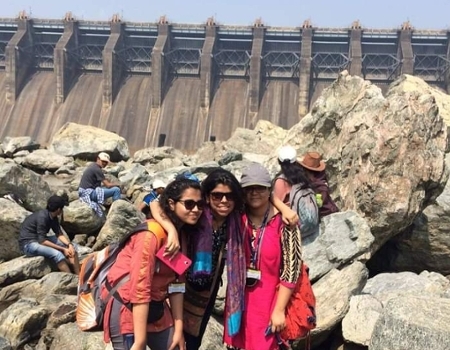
[78, 152, 121, 217]
[138, 179, 166, 217]
[19, 195, 80, 274]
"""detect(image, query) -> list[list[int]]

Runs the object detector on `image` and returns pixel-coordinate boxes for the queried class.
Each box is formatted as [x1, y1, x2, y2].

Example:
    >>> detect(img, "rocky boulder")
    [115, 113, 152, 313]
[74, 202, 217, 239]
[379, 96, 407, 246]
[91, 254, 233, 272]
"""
[370, 296, 450, 350]
[62, 200, 104, 237]
[0, 159, 53, 211]
[0, 199, 31, 262]
[49, 122, 130, 162]
[22, 150, 74, 173]
[93, 200, 145, 250]
[2, 137, 39, 157]
[282, 71, 448, 251]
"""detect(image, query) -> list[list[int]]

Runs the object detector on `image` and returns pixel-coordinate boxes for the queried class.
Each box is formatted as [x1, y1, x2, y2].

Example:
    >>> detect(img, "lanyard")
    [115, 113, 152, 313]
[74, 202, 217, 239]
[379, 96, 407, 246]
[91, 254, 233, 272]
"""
[247, 207, 270, 269]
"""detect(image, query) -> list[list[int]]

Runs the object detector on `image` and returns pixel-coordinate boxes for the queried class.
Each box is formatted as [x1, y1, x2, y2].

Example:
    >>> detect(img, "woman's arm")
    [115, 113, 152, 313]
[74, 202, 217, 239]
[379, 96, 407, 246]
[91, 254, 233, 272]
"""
[270, 285, 294, 333]
[168, 293, 185, 350]
[131, 303, 149, 350]
[271, 194, 299, 227]
[149, 201, 180, 257]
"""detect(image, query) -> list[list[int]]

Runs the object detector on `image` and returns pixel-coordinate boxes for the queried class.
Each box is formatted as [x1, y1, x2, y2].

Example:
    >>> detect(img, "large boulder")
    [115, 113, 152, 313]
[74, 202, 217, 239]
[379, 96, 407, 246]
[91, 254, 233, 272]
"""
[2, 137, 39, 157]
[22, 149, 74, 173]
[303, 210, 374, 281]
[0, 159, 53, 211]
[370, 155, 450, 275]
[282, 71, 448, 251]
[0, 199, 31, 261]
[92, 200, 144, 250]
[49, 123, 130, 162]
[62, 200, 104, 237]
[370, 296, 450, 350]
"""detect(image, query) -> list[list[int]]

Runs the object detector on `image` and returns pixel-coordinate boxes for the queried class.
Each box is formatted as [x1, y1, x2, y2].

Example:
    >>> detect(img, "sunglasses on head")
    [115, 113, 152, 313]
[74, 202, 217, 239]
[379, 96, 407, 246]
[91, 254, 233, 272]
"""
[177, 199, 205, 211]
[210, 192, 235, 202]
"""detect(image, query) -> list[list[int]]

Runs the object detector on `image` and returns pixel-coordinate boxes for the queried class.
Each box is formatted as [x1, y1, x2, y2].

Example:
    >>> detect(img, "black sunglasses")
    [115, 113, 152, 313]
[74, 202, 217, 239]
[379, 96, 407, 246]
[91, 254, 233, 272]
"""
[210, 192, 235, 202]
[178, 199, 205, 211]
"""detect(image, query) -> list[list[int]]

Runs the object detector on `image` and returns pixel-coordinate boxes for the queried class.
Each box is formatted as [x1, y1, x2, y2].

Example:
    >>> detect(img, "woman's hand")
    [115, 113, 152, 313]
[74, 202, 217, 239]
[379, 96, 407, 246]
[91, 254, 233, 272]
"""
[168, 329, 185, 350]
[281, 209, 299, 227]
[164, 227, 180, 259]
[270, 308, 286, 334]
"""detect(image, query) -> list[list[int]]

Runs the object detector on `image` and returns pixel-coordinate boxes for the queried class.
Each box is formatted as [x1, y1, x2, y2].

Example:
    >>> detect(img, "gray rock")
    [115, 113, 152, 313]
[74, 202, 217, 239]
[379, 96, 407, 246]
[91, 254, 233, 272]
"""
[303, 211, 374, 281]
[22, 150, 74, 173]
[218, 149, 242, 166]
[0, 298, 50, 349]
[342, 294, 383, 346]
[62, 200, 105, 236]
[49, 122, 130, 162]
[93, 200, 144, 250]
[20, 272, 78, 300]
[2, 137, 39, 157]
[370, 296, 450, 350]
[0, 337, 11, 350]
[362, 271, 450, 302]
[0, 199, 31, 261]
[199, 315, 225, 350]
[0, 159, 53, 211]
[133, 146, 184, 165]
[0, 257, 51, 288]
[373, 154, 450, 275]
[310, 262, 368, 347]
[49, 322, 105, 350]
[117, 163, 149, 187]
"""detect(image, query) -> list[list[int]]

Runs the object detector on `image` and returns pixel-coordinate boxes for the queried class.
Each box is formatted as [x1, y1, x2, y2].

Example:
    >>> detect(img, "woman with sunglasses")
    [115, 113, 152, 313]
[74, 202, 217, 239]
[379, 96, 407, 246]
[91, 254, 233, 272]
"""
[150, 168, 245, 350]
[102, 178, 204, 350]
[224, 163, 303, 350]
[150, 168, 298, 350]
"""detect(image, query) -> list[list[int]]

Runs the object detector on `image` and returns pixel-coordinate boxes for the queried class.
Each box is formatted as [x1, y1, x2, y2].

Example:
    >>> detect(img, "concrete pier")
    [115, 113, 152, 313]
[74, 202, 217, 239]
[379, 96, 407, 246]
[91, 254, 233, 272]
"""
[200, 20, 217, 109]
[298, 23, 312, 117]
[151, 20, 171, 108]
[399, 22, 414, 75]
[54, 15, 79, 104]
[5, 16, 33, 102]
[349, 21, 362, 77]
[103, 18, 125, 107]
[248, 22, 265, 127]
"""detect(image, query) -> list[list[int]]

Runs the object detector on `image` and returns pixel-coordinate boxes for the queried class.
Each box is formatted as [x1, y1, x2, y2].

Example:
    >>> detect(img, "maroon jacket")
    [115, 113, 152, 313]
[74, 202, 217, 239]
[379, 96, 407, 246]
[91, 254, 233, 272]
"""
[309, 171, 339, 217]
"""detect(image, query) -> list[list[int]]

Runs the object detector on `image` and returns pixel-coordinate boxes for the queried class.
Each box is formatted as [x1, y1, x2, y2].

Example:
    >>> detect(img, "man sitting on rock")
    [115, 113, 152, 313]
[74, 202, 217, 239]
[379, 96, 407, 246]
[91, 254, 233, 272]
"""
[78, 152, 121, 217]
[18, 195, 80, 274]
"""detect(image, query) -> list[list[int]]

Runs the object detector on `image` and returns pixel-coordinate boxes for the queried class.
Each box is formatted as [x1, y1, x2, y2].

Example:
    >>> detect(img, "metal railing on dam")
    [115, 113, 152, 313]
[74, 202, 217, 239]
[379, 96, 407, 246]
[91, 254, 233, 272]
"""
[0, 15, 448, 152]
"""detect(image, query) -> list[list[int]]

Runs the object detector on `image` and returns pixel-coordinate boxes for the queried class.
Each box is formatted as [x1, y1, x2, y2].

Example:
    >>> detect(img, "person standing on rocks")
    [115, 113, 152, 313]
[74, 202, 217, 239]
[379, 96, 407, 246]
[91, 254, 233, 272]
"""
[18, 195, 80, 274]
[150, 167, 298, 350]
[78, 152, 122, 217]
[224, 163, 303, 350]
[102, 177, 204, 350]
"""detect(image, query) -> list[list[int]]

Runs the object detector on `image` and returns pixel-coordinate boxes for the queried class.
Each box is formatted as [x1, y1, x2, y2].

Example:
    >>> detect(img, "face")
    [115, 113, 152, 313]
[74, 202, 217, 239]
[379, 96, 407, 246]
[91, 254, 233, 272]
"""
[97, 158, 108, 168]
[207, 184, 236, 219]
[170, 188, 203, 225]
[243, 185, 270, 209]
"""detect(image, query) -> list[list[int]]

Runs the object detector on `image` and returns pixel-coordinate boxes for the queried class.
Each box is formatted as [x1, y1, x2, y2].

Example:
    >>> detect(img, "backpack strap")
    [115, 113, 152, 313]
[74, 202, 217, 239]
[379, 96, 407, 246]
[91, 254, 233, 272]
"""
[146, 219, 167, 251]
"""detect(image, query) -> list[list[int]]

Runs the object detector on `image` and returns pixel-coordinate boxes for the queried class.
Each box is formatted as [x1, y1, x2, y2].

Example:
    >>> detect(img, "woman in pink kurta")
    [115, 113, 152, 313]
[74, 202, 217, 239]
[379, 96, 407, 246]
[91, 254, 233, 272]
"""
[224, 163, 302, 350]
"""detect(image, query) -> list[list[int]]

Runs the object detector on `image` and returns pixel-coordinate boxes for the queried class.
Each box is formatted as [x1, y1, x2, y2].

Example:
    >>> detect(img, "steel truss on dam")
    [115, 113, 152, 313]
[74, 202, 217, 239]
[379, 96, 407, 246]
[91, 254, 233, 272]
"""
[0, 13, 450, 149]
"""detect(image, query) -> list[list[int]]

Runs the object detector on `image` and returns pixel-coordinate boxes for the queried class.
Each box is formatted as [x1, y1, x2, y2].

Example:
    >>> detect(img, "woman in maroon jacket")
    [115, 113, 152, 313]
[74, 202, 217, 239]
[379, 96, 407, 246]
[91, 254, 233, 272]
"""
[298, 151, 339, 217]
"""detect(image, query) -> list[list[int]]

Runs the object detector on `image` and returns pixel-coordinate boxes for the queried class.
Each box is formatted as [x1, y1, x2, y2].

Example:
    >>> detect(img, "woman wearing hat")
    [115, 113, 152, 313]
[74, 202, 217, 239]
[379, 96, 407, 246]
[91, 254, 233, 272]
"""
[298, 151, 339, 218]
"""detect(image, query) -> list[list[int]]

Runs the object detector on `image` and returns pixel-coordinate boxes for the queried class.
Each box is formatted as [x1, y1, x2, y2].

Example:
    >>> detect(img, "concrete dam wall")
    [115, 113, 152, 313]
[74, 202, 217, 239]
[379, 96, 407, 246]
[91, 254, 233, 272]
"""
[0, 16, 449, 151]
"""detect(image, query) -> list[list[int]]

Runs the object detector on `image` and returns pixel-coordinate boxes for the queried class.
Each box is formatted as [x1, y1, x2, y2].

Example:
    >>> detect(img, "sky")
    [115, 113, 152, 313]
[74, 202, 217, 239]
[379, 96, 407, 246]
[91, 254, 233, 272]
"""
[2, 0, 450, 30]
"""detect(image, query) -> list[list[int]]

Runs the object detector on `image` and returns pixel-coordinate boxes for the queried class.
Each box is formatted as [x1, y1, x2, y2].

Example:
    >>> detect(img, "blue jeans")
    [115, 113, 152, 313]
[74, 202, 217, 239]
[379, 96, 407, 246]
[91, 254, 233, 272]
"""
[90, 187, 121, 202]
[23, 236, 67, 264]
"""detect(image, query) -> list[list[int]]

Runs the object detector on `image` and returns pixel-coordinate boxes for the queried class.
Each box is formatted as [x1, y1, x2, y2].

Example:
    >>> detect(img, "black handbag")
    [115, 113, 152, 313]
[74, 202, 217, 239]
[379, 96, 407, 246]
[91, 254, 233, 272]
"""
[147, 300, 165, 323]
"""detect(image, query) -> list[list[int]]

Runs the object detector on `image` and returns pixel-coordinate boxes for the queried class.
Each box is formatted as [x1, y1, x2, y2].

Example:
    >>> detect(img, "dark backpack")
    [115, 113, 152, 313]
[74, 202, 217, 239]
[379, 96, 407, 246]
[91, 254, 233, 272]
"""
[76, 220, 166, 331]
[289, 183, 319, 239]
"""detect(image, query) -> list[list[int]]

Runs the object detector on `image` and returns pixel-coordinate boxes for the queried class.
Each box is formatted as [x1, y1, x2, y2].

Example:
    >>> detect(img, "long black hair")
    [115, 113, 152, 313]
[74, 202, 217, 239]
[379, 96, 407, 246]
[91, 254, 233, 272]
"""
[276, 160, 312, 189]
[159, 178, 202, 227]
[202, 168, 245, 212]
